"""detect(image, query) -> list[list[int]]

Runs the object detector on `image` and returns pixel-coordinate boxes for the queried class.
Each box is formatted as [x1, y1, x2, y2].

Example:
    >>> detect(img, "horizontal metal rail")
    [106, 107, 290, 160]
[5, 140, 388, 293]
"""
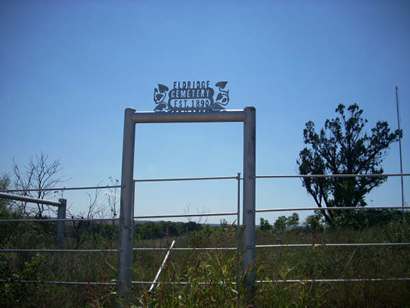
[1, 242, 409, 254]
[2, 277, 409, 286]
[256, 206, 410, 213]
[0, 218, 119, 223]
[256, 242, 410, 248]
[2, 206, 407, 223]
[1, 205, 407, 223]
[0, 192, 61, 207]
[131, 247, 237, 251]
[2, 184, 121, 193]
[256, 278, 410, 283]
[256, 173, 410, 179]
[0, 247, 236, 253]
[134, 277, 410, 285]
[0, 248, 118, 253]
[1, 172, 408, 193]
[1, 176, 237, 193]
[139, 247, 237, 251]
[0, 210, 238, 222]
[134, 211, 238, 219]
[135, 176, 237, 183]
[0, 279, 116, 286]
[132, 110, 246, 123]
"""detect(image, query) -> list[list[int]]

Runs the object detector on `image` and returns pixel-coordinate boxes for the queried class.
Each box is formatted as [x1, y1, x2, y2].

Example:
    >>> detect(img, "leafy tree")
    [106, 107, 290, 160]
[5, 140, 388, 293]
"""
[135, 221, 202, 240]
[259, 218, 272, 231]
[286, 213, 299, 228]
[273, 216, 287, 232]
[273, 213, 299, 232]
[298, 104, 401, 225]
[0, 175, 14, 220]
[305, 213, 324, 232]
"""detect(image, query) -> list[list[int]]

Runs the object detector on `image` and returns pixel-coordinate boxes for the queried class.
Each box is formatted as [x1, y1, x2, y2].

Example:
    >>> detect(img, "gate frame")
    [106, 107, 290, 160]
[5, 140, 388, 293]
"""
[118, 107, 256, 302]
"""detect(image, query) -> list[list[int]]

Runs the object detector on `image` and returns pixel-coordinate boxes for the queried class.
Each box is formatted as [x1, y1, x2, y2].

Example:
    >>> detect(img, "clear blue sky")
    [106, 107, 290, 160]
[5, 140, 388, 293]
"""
[1, 0, 409, 223]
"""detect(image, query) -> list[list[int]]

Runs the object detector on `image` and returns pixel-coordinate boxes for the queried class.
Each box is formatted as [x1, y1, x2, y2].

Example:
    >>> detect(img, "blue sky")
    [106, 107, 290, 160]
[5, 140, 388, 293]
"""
[1, 0, 409, 223]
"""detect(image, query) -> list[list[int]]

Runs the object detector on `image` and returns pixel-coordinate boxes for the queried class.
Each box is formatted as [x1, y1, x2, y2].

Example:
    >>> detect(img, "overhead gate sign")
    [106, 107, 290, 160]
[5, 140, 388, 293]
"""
[153, 81, 230, 112]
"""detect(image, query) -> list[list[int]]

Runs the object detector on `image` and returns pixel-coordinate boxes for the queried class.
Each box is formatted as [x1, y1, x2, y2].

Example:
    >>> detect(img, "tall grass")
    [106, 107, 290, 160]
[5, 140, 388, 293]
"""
[1, 219, 410, 307]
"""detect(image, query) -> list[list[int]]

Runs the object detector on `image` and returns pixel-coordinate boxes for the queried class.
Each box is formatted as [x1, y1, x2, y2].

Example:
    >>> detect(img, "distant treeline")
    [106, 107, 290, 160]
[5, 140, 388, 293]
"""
[135, 220, 202, 239]
[260, 210, 410, 233]
[58, 220, 203, 246]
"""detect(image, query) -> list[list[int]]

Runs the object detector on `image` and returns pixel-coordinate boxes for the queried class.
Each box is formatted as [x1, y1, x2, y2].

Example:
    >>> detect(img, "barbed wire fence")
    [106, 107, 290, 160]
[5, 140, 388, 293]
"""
[0, 172, 409, 301]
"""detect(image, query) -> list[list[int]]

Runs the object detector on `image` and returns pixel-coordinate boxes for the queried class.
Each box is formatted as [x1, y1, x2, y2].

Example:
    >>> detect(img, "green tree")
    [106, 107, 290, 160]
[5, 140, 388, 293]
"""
[298, 104, 401, 225]
[305, 213, 324, 232]
[273, 216, 287, 232]
[0, 175, 11, 218]
[273, 213, 299, 232]
[259, 218, 272, 231]
[286, 213, 299, 228]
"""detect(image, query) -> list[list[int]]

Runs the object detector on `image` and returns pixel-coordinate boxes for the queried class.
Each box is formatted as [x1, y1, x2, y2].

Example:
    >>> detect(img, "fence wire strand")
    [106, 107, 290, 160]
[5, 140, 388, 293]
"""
[1, 278, 410, 287]
[1, 242, 410, 254]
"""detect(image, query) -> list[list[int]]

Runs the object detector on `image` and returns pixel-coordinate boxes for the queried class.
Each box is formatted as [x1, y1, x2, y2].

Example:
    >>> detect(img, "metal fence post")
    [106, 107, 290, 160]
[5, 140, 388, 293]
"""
[118, 108, 136, 301]
[236, 172, 241, 307]
[57, 198, 66, 248]
[243, 107, 256, 304]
